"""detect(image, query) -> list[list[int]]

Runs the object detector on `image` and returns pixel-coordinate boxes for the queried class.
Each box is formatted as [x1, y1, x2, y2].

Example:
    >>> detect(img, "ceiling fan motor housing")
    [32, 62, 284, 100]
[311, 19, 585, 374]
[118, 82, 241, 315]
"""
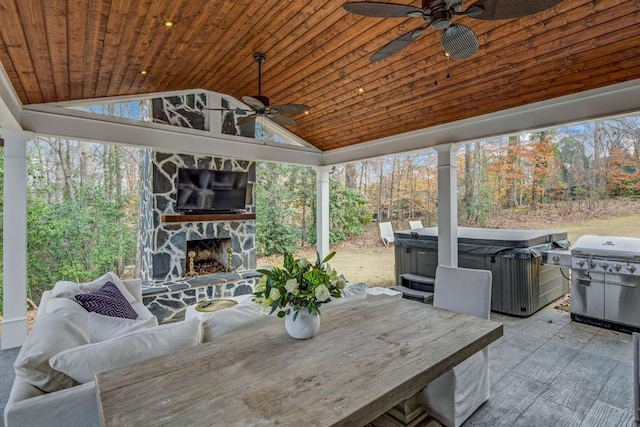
[252, 94, 270, 107]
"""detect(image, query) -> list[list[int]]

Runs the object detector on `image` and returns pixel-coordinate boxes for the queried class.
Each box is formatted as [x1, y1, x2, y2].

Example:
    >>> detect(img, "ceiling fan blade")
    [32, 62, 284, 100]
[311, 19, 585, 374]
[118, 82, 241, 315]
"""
[441, 24, 478, 59]
[343, 2, 424, 18]
[271, 104, 310, 115]
[268, 113, 296, 127]
[204, 107, 251, 116]
[242, 96, 265, 110]
[370, 26, 427, 62]
[468, 0, 564, 20]
[236, 115, 256, 126]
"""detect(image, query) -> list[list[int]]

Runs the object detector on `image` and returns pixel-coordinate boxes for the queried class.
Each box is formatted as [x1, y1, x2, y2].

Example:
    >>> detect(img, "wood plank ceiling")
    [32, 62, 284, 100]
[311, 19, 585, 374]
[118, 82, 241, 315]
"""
[0, 0, 638, 151]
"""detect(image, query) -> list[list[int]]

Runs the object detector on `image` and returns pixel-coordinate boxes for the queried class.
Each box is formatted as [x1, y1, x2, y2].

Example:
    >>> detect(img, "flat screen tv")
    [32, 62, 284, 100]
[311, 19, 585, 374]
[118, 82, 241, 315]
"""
[176, 168, 248, 213]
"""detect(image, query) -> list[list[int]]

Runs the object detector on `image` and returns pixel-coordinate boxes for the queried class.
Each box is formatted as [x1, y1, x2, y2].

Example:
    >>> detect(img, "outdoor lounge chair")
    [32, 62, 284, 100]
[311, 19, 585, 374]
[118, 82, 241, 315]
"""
[421, 265, 492, 427]
[378, 222, 395, 247]
[409, 220, 423, 230]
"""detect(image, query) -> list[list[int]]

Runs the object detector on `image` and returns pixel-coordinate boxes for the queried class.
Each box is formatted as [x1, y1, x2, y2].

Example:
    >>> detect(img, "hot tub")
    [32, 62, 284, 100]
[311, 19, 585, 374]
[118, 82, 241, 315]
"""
[394, 227, 570, 316]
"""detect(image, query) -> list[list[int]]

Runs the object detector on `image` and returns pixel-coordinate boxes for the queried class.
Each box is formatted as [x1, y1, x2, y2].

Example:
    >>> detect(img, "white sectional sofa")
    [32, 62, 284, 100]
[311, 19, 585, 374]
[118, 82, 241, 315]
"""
[4, 274, 202, 427]
[3, 275, 394, 427]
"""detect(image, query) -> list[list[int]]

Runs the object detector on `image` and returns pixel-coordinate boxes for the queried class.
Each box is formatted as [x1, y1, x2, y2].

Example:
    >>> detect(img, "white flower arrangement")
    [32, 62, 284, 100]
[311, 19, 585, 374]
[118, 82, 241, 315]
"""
[253, 252, 346, 319]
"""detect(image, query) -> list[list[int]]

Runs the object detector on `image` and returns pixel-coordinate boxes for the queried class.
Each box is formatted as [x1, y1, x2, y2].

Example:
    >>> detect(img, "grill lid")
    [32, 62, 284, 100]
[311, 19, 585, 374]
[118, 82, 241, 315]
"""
[572, 235, 640, 260]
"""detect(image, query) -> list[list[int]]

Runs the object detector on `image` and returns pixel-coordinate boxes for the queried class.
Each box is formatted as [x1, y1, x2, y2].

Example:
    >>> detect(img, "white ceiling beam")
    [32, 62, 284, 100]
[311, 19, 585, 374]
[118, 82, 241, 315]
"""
[20, 107, 324, 166]
[0, 62, 23, 130]
[322, 78, 640, 166]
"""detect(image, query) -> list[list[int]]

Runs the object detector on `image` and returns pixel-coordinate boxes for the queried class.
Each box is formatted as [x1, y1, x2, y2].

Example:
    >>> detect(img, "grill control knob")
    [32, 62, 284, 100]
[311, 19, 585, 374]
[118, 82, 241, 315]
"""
[614, 264, 622, 272]
[589, 261, 596, 269]
[600, 262, 609, 270]
[628, 264, 637, 273]
[577, 259, 585, 267]
[552, 255, 560, 264]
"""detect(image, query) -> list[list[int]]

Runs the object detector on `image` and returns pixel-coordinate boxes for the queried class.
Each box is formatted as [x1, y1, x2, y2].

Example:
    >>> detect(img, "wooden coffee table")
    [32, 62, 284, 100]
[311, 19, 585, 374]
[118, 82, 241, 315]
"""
[96, 296, 502, 426]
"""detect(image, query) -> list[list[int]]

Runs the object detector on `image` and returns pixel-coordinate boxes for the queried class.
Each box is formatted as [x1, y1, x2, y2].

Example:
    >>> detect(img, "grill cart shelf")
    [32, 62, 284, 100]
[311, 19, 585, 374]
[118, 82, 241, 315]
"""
[394, 227, 570, 317]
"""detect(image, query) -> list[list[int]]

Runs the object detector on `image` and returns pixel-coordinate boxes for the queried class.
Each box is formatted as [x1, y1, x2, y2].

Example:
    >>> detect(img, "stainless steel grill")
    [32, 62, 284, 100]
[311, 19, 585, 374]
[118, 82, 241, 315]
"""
[567, 235, 640, 332]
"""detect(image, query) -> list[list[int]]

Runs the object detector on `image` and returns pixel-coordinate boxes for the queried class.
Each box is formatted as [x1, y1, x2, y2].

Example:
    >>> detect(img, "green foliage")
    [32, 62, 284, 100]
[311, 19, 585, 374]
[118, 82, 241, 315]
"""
[255, 163, 300, 255]
[26, 185, 137, 304]
[253, 251, 345, 317]
[308, 181, 372, 244]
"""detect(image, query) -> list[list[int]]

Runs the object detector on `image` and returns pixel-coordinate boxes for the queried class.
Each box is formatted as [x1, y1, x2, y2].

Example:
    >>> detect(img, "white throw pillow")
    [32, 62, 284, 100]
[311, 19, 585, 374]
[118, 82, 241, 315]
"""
[52, 272, 137, 303]
[14, 313, 90, 392]
[50, 319, 202, 384]
[201, 304, 274, 343]
[44, 297, 90, 330]
[87, 312, 158, 342]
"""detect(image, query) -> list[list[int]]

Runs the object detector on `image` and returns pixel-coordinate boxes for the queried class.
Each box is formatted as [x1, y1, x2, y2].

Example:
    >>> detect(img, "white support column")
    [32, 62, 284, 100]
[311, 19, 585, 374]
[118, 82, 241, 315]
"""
[435, 144, 459, 268]
[2, 130, 32, 349]
[315, 166, 331, 260]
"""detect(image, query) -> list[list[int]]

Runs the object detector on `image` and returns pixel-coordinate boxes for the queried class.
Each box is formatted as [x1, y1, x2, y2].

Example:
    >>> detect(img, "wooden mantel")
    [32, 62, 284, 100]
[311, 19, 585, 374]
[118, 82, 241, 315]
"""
[161, 213, 256, 223]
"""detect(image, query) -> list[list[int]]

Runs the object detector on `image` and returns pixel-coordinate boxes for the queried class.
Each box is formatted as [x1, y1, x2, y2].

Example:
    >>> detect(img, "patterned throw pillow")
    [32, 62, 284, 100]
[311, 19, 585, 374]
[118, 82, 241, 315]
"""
[75, 281, 138, 319]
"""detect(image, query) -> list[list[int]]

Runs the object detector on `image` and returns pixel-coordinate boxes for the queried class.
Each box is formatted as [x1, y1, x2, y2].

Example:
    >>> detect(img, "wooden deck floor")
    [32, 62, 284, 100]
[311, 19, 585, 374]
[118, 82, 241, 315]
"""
[0, 303, 636, 426]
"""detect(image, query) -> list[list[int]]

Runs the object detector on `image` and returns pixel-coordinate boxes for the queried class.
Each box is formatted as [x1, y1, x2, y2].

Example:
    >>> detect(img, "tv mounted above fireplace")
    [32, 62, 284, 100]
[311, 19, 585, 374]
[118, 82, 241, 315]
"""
[176, 168, 248, 213]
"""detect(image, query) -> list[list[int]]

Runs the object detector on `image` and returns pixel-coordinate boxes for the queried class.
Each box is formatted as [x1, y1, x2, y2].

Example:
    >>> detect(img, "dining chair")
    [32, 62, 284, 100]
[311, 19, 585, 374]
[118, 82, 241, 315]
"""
[409, 220, 423, 230]
[378, 222, 395, 247]
[634, 332, 639, 422]
[420, 265, 492, 427]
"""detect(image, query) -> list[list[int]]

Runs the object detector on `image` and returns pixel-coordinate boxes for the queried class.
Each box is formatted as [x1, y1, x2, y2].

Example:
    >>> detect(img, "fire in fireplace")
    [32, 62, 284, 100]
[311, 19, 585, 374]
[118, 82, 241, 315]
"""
[185, 238, 232, 277]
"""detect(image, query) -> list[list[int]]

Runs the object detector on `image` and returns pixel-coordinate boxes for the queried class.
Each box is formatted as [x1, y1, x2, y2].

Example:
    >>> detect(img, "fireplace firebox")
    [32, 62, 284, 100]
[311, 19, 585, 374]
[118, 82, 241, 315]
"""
[185, 238, 232, 277]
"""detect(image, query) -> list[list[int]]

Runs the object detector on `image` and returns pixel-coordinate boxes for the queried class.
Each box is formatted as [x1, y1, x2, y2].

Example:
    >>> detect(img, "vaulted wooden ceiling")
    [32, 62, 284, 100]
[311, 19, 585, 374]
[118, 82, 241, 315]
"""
[0, 0, 638, 152]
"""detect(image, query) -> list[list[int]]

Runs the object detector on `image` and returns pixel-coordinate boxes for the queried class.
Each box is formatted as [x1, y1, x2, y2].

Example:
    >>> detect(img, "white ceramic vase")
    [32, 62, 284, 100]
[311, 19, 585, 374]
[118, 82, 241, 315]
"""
[284, 309, 321, 339]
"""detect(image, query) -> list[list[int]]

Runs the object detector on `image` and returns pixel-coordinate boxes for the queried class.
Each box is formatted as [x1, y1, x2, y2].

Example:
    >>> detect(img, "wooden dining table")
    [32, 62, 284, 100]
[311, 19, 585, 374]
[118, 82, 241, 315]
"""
[96, 295, 503, 427]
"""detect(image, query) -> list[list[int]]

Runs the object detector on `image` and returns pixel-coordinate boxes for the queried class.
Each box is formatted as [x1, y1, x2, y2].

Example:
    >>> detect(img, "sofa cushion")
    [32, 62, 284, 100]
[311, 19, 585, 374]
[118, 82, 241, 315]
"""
[14, 313, 90, 392]
[75, 282, 138, 319]
[87, 312, 158, 342]
[201, 304, 275, 343]
[52, 272, 137, 303]
[49, 319, 202, 384]
[337, 283, 368, 302]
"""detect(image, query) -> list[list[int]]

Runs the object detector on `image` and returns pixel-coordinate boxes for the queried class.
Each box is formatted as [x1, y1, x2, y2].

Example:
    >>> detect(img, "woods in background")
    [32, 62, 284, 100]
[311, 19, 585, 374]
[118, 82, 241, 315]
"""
[1, 115, 638, 311]
[339, 117, 640, 228]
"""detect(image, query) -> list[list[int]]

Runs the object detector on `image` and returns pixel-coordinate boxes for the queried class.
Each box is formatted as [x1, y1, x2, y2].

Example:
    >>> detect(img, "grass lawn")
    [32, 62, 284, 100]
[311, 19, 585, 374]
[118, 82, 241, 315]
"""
[258, 199, 640, 287]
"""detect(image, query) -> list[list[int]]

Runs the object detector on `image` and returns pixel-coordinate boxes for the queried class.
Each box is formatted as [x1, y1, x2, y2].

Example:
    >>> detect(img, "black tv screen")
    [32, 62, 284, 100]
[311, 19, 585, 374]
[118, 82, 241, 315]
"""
[176, 168, 248, 213]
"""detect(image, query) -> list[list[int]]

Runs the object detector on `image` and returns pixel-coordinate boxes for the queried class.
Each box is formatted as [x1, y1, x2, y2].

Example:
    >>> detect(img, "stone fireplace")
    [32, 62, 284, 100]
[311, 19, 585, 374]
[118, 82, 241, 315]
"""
[138, 151, 257, 284]
[185, 237, 232, 276]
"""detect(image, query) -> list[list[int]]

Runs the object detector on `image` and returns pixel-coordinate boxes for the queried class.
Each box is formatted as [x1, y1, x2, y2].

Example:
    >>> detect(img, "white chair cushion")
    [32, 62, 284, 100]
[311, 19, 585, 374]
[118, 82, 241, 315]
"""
[13, 313, 90, 392]
[86, 312, 158, 342]
[52, 272, 137, 304]
[49, 319, 201, 384]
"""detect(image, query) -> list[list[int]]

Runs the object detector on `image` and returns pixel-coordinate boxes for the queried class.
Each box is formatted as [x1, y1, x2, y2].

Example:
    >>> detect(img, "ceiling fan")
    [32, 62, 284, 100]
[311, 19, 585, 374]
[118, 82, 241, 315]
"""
[343, 0, 564, 61]
[206, 53, 310, 127]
